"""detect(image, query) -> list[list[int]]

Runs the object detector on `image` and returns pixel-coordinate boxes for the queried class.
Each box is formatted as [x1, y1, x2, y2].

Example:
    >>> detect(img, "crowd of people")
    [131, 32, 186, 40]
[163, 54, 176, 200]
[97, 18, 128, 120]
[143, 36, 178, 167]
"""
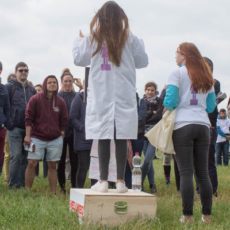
[0, 0, 229, 224]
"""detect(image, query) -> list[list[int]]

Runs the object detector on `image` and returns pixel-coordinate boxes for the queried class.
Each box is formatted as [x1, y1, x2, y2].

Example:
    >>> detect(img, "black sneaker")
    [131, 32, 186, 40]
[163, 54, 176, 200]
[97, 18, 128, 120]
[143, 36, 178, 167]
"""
[150, 184, 157, 194]
[165, 180, 170, 187]
[213, 191, 218, 197]
[60, 188, 66, 195]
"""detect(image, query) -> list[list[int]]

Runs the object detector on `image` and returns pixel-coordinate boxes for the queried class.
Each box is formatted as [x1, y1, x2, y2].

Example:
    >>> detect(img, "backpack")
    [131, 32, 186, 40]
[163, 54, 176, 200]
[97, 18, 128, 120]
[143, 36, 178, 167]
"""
[9, 83, 36, 104]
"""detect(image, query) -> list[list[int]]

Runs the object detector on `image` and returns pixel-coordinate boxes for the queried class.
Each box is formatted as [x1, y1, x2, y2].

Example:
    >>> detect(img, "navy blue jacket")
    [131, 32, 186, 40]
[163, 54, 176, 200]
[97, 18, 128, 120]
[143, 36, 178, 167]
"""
[137, 93, 147, 138]
[0, 84, 10, 130]
[69, 91, 93, 151]
[58, 90, 76, 138]
[5, 79, 36, 130]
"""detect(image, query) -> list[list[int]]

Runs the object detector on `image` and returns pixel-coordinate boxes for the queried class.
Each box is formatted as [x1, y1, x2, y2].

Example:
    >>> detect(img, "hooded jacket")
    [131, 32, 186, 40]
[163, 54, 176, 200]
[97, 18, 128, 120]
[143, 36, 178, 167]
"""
[69, 91, 93, 151]
[0, 84, 10, 130]
[25, 76, 68, 141]
[5, 79, 36, 129]
[58, 90, 76, 138]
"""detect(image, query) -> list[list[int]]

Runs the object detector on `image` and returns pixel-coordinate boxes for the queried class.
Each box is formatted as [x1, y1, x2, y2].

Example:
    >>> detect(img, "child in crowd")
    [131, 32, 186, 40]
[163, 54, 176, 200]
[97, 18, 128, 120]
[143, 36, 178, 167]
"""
[216, 108, 230, 166]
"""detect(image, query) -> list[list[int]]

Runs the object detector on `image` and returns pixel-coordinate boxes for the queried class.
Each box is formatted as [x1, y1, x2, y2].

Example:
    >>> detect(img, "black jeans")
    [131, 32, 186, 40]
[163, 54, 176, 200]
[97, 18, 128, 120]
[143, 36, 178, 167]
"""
[173, 124, 212, 216]
[172, 155, 180, 191]
[76, 150, 91, 188]
[57, 135, 78, 189]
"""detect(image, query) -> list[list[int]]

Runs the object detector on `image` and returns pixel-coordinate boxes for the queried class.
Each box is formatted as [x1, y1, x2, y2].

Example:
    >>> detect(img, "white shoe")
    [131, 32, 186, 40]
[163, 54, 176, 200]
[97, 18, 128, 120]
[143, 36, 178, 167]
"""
[116, 182, 128, 193]
[91, 181, 108, 193]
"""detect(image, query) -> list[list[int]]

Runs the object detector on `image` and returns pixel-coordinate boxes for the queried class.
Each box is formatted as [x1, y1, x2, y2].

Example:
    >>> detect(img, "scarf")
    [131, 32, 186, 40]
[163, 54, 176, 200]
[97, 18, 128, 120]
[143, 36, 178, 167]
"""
[144, 92, 159, 105]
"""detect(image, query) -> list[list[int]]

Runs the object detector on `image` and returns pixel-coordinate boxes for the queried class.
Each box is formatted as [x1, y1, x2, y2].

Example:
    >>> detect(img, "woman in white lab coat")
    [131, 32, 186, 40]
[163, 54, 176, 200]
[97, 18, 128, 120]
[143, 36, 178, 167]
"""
[72, 1, 148, 193]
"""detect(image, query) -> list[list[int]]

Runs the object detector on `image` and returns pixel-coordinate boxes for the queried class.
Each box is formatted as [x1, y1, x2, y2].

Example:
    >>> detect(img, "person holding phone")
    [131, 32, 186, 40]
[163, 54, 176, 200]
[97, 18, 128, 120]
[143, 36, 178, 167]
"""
[72, 1, 148, 192]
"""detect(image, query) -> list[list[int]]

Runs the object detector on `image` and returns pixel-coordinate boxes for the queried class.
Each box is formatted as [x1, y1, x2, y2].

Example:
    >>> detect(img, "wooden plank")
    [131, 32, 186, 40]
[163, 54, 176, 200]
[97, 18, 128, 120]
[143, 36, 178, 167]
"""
[72, 189, 155, 197]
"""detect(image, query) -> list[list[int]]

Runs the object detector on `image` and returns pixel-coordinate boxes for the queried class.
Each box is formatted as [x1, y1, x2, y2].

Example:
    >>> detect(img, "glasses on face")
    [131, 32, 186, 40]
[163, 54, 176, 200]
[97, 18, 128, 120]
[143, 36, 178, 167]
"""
[18, 69, 29, 73]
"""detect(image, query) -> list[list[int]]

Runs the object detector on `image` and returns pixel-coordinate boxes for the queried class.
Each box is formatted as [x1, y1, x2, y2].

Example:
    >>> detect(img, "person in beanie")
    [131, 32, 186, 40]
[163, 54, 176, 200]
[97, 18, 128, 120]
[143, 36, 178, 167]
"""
[24, 75, 68, 194]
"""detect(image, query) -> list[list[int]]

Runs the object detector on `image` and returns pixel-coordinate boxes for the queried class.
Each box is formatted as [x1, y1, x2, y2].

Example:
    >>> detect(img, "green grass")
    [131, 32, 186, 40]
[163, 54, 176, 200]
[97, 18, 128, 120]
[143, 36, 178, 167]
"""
[0, 153, 230, 229]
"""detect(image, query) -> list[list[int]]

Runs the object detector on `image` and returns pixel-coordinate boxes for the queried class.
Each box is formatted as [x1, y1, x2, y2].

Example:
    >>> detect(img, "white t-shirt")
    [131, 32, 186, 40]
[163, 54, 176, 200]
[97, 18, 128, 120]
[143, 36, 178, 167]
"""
[167, 66, 215, 130]
[216, 118, 230, 143]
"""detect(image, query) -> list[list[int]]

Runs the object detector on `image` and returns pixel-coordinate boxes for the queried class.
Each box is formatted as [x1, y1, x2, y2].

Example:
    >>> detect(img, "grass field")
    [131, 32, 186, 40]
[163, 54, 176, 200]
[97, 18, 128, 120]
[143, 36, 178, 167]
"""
[0, 153, 230, 230]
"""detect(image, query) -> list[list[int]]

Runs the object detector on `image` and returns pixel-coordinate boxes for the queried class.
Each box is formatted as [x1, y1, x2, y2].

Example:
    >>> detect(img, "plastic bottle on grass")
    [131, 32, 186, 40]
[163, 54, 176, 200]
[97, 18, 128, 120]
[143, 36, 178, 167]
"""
[132, 152, 142, 191]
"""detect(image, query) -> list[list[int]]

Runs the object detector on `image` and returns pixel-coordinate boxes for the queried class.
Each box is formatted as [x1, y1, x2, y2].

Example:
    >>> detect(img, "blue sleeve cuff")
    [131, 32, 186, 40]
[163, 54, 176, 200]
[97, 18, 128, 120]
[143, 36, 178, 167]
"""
[217, 126, 226, 137]
[206, 92, 216, 113]
[163, 85, 179, 110]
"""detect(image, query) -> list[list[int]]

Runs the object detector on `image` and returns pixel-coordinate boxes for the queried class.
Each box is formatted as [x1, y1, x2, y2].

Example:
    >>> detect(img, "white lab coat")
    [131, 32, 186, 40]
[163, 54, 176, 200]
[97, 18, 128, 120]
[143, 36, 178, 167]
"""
[72, 32, 148, 139]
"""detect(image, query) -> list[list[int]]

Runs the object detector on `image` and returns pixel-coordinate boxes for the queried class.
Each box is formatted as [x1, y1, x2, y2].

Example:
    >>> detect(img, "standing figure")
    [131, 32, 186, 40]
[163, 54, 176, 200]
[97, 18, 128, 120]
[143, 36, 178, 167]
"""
[72, 1, 148, 193]
[24, 76, 68, 194]
[0, 61, 10, 177]
[5, 62, 36, 189]
[164, 43, 216, 223]
[57, 68, 78, 193]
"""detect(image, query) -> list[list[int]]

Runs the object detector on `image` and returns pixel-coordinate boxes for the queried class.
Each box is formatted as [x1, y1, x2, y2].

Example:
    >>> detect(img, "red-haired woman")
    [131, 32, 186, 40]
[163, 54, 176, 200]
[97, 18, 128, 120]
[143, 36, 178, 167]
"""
[72, 1, 148, 193]
[164, 43, 216, 223]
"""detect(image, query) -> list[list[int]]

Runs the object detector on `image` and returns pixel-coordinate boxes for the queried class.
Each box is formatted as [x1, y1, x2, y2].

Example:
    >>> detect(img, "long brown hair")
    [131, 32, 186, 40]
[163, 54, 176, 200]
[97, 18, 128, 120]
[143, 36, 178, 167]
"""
[90, 1, 129, 67]
[179, 43, 214, 93]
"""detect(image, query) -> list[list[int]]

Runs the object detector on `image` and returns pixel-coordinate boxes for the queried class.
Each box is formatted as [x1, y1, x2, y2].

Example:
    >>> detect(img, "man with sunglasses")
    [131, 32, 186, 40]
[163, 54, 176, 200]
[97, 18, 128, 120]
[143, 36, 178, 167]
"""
[5, 62, 36, 189]
[0, 61, 10, 177]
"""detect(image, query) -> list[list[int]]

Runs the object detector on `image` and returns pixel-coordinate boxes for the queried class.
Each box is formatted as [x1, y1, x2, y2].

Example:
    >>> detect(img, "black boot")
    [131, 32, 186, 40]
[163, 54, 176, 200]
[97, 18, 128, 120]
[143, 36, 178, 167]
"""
[150, 184, 157, 194]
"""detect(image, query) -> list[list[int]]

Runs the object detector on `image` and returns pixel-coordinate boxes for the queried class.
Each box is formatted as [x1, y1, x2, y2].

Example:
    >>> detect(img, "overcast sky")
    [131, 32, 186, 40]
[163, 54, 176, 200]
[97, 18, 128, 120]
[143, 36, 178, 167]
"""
[0, 0, 230, 107]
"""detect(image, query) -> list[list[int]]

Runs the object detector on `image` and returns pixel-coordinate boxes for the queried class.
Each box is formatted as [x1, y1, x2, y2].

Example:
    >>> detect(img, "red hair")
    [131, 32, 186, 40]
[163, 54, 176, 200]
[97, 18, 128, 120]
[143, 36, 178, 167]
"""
[179, 43, 214, 93]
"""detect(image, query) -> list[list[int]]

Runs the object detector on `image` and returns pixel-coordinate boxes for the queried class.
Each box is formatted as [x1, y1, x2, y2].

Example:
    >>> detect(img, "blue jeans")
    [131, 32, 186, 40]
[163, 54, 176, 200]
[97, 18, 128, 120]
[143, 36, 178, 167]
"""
[216, 140, 229, 166]
[7, 127, 28, 188]
[125, 138, 144, 187]
[141, 140, 155, 185]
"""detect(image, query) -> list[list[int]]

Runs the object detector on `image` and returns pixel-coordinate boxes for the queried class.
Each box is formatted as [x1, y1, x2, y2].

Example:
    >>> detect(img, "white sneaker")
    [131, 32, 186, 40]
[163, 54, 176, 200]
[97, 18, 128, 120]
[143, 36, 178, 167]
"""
[116, 182, 128, 193]
[91, 181, 108, 193]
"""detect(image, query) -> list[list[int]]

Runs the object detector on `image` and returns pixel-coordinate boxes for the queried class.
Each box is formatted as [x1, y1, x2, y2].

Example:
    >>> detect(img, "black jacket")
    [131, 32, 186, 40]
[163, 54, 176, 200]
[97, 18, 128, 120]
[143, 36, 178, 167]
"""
[58, 90, 76, 138]
[144, 95, 164, 126]
[0, 84, 10, 130]
[69, 91, 93, 151]
[5, 79, 36, 130]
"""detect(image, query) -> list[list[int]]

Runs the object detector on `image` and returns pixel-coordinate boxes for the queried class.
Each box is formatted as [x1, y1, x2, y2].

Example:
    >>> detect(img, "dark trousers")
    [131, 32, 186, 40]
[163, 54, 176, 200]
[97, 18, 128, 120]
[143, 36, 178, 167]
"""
[172, 155, 180, 191]
[173, 124, 212, 216]
[57, 135, 78, 188]
[216, 140, 229, 166]
[35, 150, 48, 178]
[76, 150, 91, 188]
[197, 128, 218, 194]
[98, 139, 127, 181]
[125, 138, 144, 187]
[0, 128, 7, 173]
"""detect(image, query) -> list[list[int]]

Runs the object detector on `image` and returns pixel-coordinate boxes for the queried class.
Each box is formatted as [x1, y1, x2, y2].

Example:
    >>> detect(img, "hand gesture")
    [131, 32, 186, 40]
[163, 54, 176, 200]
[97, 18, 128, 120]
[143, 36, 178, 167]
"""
[164, 84, 167, 90]
[79, 30, 85, 38]
[74, 78, 83, 88]
[162, 107, 167, 115]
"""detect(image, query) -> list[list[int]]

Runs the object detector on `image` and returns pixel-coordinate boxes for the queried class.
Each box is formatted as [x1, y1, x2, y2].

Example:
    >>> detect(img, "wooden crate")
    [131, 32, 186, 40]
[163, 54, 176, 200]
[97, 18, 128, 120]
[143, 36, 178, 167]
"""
[70, 189, 157, 226]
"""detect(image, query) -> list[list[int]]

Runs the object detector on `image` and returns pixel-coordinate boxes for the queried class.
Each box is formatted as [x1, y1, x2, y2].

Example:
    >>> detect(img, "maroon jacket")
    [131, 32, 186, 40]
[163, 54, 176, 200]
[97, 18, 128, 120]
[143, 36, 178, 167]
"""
[25, 76, 68, 141]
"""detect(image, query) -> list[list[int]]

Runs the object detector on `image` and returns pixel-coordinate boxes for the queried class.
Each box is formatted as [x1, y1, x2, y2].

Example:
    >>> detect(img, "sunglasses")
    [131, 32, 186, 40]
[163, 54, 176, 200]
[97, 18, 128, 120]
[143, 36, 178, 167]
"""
[18, 69, 29, 73]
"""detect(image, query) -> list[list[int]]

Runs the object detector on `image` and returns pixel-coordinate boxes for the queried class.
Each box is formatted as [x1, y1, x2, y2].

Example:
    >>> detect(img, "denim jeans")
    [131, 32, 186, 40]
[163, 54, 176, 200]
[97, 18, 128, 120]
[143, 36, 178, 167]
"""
[216, 140, 229, 166]
[141, 140, 155, 185]
[125, 138, 144, 187]
[7, 127, 28, 188]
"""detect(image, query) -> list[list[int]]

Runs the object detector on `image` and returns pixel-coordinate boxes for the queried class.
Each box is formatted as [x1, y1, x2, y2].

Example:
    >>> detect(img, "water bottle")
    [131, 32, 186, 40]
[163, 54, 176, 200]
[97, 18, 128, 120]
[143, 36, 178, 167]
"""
[132, 152, 142, 191]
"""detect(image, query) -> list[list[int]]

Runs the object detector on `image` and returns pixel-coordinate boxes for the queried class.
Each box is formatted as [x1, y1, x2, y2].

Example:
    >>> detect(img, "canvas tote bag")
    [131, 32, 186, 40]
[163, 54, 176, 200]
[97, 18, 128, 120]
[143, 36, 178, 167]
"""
[145, 69, 181, 154]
